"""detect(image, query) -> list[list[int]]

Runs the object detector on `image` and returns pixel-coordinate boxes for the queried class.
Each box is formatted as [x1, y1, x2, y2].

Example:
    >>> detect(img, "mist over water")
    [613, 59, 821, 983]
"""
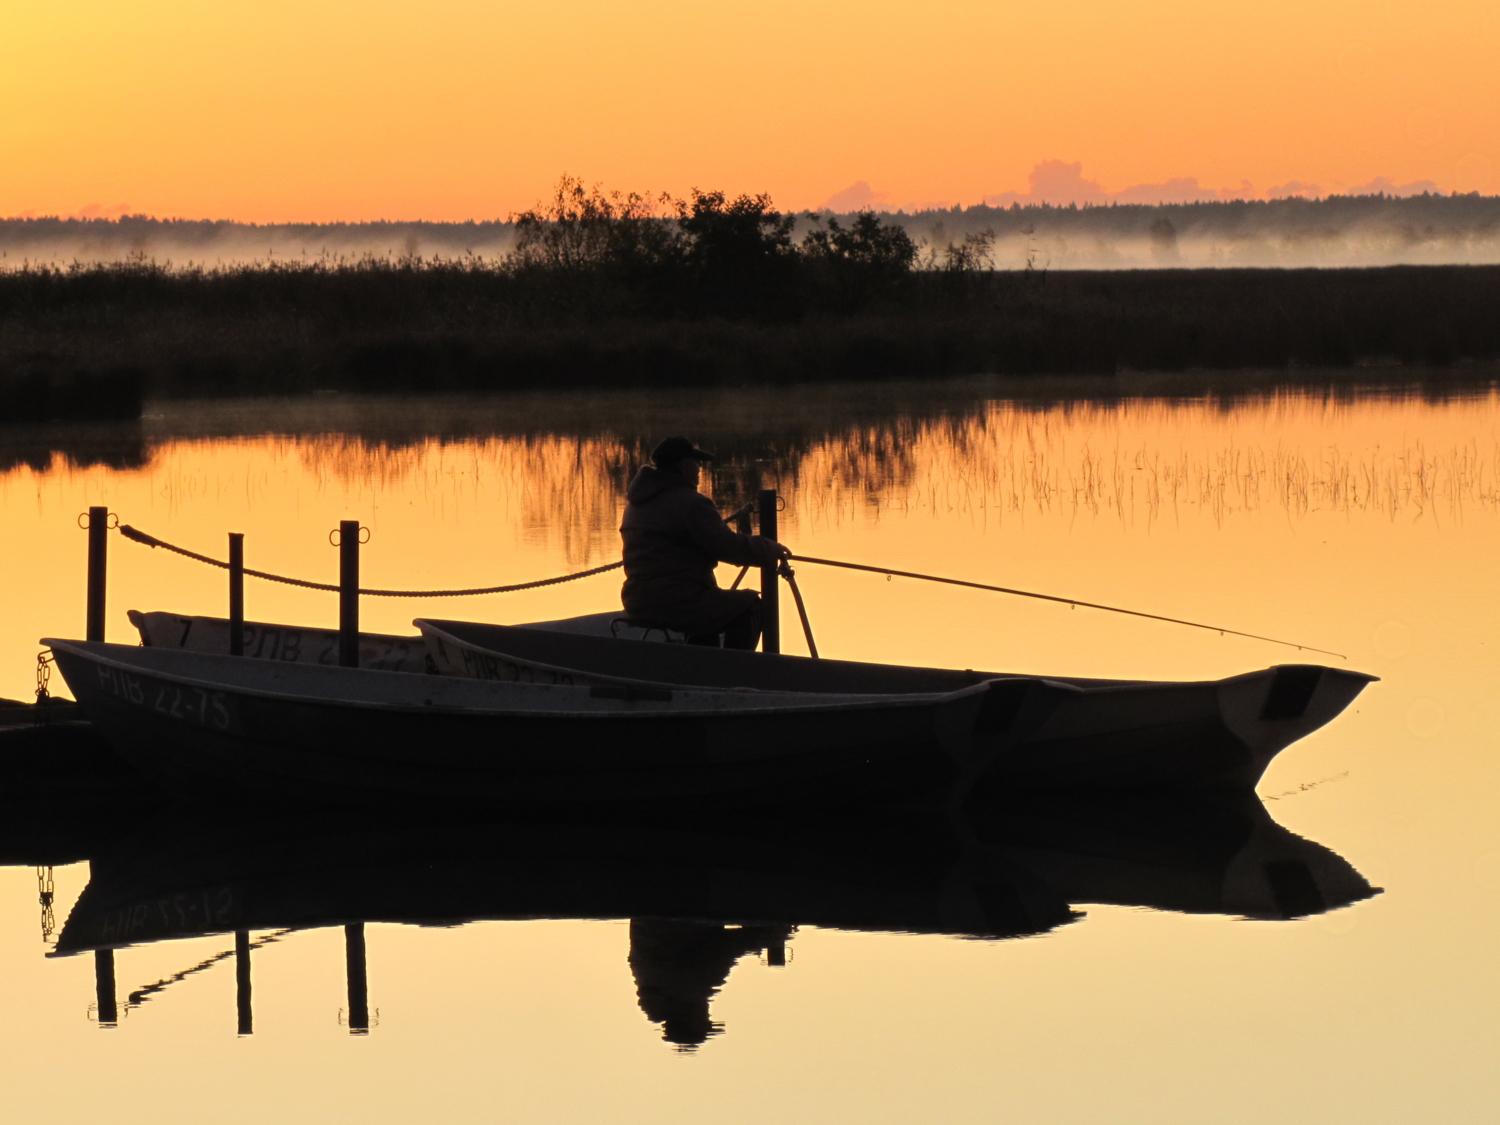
[5, 191, 1500, 269]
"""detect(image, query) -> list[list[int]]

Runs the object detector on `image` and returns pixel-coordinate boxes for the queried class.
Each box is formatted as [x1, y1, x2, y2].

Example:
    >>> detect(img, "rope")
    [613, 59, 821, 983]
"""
[789, 554, 1346, 660]
[118, 501, 758, 598]
[119, 524, 621, 597]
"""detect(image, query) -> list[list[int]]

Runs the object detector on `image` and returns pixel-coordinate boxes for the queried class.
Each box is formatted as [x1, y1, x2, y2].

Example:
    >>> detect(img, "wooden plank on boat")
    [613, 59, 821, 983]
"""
[130, 610, 431, 673]
[127, 609, 671, 675]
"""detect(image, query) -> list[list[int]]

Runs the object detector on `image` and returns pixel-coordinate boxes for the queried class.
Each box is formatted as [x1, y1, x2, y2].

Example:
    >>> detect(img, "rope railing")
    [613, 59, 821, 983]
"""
[119, 524, 622, 597]
[112, 514, 1341, 659]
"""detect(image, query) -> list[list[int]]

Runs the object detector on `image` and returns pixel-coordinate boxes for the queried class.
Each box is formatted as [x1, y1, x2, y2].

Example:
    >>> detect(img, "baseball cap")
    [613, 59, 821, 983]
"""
[651, 436, 716, 467]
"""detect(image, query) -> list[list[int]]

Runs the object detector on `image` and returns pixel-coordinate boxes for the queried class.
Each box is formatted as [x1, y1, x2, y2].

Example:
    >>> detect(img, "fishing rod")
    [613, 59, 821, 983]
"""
[789, 554, 1347, 661]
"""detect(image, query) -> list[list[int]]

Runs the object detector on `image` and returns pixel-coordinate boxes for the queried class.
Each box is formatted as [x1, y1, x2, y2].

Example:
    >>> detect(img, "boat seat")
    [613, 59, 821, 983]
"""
[610, 617, 687, 643]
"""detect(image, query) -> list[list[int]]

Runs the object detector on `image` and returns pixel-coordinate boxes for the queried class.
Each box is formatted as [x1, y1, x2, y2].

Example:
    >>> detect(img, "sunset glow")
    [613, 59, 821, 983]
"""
[4, 0, 1497, 221]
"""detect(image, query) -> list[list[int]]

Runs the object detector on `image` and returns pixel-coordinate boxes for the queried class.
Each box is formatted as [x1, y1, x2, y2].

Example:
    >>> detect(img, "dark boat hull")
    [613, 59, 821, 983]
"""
[45, 638, 1375, 806]
[50, 642, 965, 808]
[417, 621, 1377, 791]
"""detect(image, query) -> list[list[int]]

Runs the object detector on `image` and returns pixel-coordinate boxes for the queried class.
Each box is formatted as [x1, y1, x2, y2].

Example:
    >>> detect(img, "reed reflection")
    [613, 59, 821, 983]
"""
[6, 382, 1493, 573]
[39, 787, 1379, 1047]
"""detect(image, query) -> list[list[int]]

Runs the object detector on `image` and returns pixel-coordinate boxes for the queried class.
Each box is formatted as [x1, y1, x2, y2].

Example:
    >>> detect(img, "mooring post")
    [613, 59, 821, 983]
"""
[228, 533, 245, 657]
[758, 489, 780, 654]
[235, 929, 253, 1035]
[94, 949, 117, 1027]
[345, 922, 369, 1034]
[86, 506, 108, 642]
[339, 520, 359, 669]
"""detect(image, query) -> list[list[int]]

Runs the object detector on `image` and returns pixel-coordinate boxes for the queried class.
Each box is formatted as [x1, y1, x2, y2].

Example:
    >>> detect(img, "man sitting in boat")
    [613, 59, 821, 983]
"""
[621, 436, 788, 649]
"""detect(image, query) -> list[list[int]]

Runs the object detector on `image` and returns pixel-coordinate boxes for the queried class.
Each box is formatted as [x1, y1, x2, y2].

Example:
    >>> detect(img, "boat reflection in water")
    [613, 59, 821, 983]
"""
[49, 786, 1379, 1048]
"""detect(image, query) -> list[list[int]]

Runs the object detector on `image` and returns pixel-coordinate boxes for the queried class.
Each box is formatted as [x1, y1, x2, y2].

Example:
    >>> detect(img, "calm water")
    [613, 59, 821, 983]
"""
[2, 373, 1498, 1123]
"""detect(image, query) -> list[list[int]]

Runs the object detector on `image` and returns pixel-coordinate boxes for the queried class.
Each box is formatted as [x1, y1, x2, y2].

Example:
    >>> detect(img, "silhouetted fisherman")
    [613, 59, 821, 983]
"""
[628, 918, 793, 1048]
[620, 436, 788, 649]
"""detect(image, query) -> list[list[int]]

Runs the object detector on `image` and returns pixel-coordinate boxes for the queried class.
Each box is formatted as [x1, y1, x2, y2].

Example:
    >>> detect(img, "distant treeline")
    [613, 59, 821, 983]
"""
[4, 184, 1499, 269]
[2, 179, 1498, 420]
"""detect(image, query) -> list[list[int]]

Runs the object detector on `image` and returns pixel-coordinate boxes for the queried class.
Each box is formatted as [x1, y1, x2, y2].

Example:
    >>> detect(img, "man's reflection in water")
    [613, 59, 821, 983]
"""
[629, 918, 793, 1049]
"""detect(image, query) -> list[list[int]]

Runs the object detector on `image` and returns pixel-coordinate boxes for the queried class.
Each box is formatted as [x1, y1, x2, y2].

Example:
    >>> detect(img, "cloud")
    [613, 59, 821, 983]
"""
[981, 162, 1454, 208]
[1349, 176, 1440, 197]
[984, 161, 1259, 207]
[821, 181, 894, 212]
[1025, 160, 1108, 205]
[817, 165, 1455, 217]
[1113, 176, 1257, 204]
[1267, 181, 1322, 199]
[984, 160, 1105, 207]
[68, 203, 135, 219]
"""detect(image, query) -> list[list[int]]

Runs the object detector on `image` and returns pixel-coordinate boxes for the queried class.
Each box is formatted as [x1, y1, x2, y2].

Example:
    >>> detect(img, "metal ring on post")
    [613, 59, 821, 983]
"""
[330, 526, 372, 546]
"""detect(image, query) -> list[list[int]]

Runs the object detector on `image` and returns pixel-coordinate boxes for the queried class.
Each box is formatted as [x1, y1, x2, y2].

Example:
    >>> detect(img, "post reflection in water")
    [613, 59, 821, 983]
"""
[345, 923, 369, 1035]
[235, 929, 252, 1036]
[43, 788, 1377, 1048]
[93, 949, 116, 1027]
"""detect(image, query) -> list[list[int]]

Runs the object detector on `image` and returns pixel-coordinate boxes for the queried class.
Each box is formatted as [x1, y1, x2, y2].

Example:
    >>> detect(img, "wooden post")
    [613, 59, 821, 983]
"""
[758, 489, 780, 654]
[339, 521, 359, 669]
[235, 929, 253, 1035]
[228, 533, 245, 657]
[767, 938, 786, 967]
[86, 506, 108, 642]
[94, 949, 117, 1026]
[345, 923, 369, 1034]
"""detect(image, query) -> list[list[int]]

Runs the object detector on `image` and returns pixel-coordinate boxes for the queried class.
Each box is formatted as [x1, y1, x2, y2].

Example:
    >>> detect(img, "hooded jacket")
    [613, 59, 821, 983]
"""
[620, 465, 781, 633]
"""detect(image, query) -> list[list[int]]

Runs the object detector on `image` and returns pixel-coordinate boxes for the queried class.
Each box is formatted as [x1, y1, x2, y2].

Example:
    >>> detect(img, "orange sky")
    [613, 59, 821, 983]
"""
[3, 0, 1497, 221]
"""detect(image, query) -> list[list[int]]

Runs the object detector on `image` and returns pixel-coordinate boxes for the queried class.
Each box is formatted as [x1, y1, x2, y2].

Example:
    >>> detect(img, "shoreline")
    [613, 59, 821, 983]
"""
[2, 264, 1498, 423]
[4, 364, 1496, 476]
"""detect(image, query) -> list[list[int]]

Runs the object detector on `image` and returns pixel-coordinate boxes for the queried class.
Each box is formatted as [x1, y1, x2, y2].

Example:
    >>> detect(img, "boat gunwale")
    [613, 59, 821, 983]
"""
[415, 618, 1374, 698]
[43, 638, 1041, 720]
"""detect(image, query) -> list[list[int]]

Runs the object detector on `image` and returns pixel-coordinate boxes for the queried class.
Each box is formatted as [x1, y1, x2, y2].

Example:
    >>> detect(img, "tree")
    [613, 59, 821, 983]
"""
[675, 190, 798, 316]
[801, 211, 918, 309]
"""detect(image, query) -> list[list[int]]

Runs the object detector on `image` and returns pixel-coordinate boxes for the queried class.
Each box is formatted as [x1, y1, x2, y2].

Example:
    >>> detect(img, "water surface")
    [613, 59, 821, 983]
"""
[1, 373, 1497, 1123]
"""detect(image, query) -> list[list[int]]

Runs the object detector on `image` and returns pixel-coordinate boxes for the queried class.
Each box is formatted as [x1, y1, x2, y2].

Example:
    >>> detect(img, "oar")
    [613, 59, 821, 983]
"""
[789, 554, 1346, 660]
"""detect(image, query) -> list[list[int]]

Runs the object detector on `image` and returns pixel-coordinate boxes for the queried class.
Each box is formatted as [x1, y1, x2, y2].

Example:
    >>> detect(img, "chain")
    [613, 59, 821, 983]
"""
[34, 650, 55, 727]
[37, 867, 55, 943]
[35, 651, 51, 704]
